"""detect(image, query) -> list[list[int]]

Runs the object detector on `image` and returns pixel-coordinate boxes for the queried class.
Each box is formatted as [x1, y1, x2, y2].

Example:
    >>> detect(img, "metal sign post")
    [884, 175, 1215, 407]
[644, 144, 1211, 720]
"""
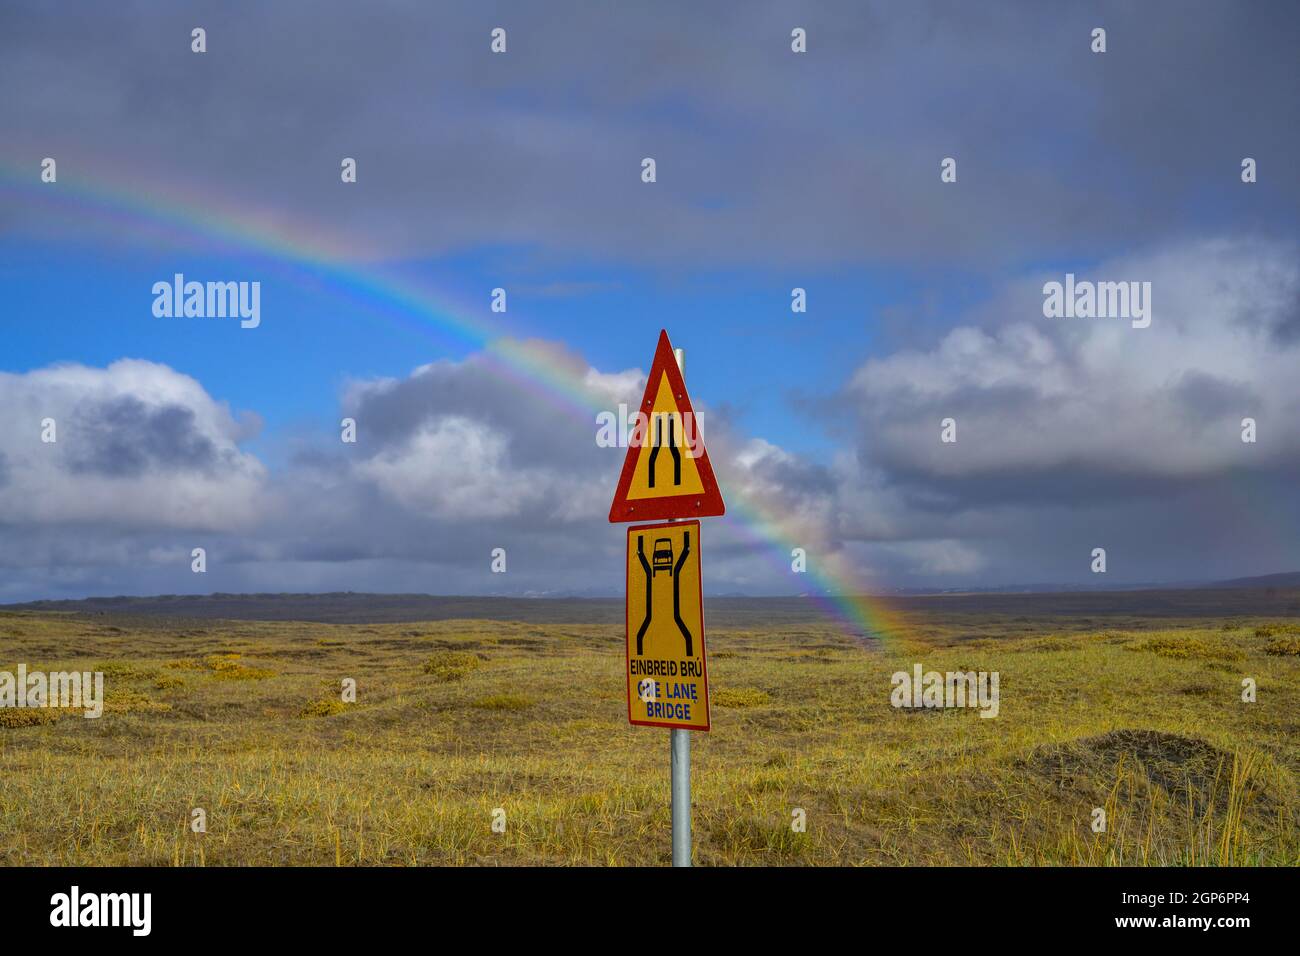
[669, 346, 690, 867]
[671, 726, 690, 866]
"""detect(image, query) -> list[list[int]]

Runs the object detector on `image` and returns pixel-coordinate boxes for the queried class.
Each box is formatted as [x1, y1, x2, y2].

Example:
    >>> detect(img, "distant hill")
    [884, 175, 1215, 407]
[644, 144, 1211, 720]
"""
[1203, 572, 1300, 590]
[2, 592, 621, 625]
[3, 579, 1298, 627]
[0, 591, 825, 628]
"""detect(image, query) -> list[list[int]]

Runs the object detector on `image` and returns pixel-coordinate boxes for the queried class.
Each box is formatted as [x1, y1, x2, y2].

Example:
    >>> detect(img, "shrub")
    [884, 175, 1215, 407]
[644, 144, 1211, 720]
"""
[0, 708, 60, 728]
[422, 651, 482, 682]
[1255, 623, 1300, 638]
[1264, 637, 1300, 657]
[299, 699, 348, 718]
[203, 655, 274, 680]
[154, 675, 186, 690]
[105, 689, 171, 714]
[95, 661, 159, 680]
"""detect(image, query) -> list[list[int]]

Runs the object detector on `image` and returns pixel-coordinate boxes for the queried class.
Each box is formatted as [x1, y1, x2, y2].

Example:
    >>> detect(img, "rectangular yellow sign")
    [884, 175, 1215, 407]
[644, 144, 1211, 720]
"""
[625, 520, 710, 731]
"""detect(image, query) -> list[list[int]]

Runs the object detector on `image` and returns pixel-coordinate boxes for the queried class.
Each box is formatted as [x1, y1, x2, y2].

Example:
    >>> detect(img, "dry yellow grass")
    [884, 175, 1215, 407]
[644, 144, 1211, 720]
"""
[0, 607, 1295, 866]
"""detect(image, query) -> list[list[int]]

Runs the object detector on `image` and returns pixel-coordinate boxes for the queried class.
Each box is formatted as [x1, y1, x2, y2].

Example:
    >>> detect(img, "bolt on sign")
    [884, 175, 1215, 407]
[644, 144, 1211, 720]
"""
[625, 520, 709, 730]
[608, 330, 725, 523]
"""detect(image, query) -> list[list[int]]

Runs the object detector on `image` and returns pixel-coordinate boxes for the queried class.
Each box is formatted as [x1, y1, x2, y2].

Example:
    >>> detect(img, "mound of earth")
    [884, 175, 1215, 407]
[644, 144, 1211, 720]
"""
[1022, 729, 1237, 811]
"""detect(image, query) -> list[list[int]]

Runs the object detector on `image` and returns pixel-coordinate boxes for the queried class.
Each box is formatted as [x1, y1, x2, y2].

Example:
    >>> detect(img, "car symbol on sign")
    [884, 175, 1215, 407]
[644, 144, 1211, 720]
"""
[652, 538, 674, 576]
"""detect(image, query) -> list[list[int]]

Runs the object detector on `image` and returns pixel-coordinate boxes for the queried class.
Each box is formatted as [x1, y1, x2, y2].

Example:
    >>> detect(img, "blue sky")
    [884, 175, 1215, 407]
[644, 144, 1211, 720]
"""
[1, 235, 939, 462]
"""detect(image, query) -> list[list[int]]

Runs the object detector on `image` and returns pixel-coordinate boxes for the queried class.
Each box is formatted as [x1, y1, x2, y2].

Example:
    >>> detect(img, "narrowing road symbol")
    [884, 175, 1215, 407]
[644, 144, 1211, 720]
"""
[635, 528, 693, 656]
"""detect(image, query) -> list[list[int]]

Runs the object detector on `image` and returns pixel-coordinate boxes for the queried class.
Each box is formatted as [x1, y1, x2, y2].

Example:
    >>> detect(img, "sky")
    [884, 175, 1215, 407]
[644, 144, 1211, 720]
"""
[1, 0, 1298, 602]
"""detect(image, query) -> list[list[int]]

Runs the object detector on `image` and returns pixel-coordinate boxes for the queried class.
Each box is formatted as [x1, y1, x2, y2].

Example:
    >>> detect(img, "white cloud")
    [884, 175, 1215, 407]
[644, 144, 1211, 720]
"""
[0, 359, 265, 530]
[353, 415, 605, 521]
[850, 238, 1300, 480]
[583, 366, 644, 404]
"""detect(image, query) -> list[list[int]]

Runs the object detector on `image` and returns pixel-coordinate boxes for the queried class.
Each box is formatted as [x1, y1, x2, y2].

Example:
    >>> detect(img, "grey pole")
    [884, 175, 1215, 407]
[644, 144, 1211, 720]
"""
[671, 727, 690, 866]
[670, 345, 691, 867]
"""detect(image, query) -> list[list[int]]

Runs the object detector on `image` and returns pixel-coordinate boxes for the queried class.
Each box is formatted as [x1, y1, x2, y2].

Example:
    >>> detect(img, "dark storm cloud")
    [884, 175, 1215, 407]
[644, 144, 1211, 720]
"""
[917, 473, 1300, 586]
[66, 397, 218, 477]
[2, 1, 1295, 268]
[1267, 298, 1300, 346]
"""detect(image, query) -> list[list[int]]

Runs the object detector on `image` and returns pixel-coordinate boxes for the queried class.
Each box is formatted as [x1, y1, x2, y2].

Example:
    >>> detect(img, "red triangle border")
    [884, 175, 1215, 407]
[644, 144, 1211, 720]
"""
[608, 329, 726, 523]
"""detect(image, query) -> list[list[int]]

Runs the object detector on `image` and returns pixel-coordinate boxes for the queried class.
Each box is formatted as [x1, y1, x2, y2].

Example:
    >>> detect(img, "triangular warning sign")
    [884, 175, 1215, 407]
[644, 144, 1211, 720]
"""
[609, 330, 726, 523]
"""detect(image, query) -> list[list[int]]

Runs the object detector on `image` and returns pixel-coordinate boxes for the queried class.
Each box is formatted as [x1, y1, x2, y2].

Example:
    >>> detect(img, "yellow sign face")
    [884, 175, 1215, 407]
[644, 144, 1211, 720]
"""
[625, 520, 710, 731]
[624, 373, 707, 500]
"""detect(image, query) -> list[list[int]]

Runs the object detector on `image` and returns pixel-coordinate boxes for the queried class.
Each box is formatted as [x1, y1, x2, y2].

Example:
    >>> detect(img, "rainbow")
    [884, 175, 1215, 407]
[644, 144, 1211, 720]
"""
[0, 159, 906, 642]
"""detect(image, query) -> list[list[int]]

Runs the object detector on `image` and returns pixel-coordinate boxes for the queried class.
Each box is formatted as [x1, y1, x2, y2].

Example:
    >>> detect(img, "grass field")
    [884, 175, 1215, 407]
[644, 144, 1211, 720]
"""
[1, 598, 1297, 866]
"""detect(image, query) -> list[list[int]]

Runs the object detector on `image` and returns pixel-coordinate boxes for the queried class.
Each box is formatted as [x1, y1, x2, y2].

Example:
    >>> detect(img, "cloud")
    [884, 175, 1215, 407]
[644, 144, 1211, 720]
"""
[338, 341, 623, 520]
[0, 359, 266, 530]
[66, 398, 219, 477]
[847, 238, 1300, 497]
[355, 416, 548, 521]
[0, 342, 646, 599]
[724, 235, 1300, 585]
